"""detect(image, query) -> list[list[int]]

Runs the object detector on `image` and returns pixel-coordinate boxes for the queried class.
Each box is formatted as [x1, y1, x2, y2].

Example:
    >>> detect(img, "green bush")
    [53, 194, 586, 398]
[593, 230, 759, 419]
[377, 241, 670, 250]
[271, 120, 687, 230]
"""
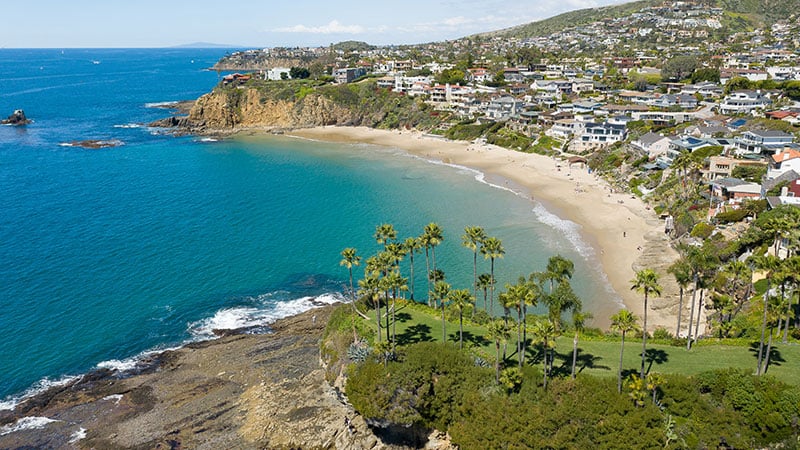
[715, 208, 749, 224]
[690, 222, 715, 239]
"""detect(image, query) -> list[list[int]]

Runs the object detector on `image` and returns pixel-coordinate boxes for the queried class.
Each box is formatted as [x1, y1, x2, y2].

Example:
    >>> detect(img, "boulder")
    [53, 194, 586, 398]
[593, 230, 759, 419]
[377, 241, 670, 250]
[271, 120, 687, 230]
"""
[1, 109, 31, 125]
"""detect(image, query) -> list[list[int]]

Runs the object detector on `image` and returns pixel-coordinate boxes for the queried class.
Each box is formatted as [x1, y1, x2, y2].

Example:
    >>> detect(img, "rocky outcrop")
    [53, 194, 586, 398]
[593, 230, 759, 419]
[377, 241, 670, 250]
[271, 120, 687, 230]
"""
[1, 109, 32, 125]
[152, 88, 363, 133]
[0, 306, 456, 449]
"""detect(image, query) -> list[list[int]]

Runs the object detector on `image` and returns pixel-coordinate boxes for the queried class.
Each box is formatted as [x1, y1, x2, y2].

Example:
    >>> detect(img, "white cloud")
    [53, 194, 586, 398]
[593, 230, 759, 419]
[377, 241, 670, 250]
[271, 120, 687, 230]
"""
[273, 20, 365, 34]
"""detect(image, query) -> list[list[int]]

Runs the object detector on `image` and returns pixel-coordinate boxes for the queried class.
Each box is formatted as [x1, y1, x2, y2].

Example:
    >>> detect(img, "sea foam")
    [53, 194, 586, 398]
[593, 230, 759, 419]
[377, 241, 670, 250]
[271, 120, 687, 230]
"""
[0, 376, 80, 411]
[0, 416, 60, 436]
[188, 292, 343, 339]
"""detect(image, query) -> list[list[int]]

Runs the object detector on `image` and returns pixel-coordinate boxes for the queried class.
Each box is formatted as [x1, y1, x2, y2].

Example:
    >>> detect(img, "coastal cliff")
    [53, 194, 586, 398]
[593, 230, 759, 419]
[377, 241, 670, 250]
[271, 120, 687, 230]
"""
[186, 89, 355, 130]
[151, 79, 439, 133]
[0, 306, 452, 449]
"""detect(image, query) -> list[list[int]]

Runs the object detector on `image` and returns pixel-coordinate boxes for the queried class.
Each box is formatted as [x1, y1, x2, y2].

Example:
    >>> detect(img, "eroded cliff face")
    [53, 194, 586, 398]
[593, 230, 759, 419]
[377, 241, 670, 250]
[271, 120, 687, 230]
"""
[185, 88, 358, 131]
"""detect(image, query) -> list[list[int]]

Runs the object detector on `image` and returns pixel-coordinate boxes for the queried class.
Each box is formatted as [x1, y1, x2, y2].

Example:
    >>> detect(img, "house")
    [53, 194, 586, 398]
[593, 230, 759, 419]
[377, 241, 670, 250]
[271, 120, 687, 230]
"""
[720, 68, 769, 84]
[572, 100, 604, 114]
[468, 68, 492, 84]
[718, 90, 772, 115]
[681, 82, 722, 98]
[547, 118, 582, 139]
[734, 130, 795, 156]
[709, 177, 762, 205]
[222, 73, 251, 85]
[571, 78, 595, 94]
[265, 67, 291, 81]
[576, 122, 627, 150]
[632, 132, 672, 159]
[650, 94, 698, 110]
[486, 96, 523, 120]
[334, 67, 367, 84]
[705, 156, 766, 180]
[659, 136, 713, 166]
[767, 149, 800, 179]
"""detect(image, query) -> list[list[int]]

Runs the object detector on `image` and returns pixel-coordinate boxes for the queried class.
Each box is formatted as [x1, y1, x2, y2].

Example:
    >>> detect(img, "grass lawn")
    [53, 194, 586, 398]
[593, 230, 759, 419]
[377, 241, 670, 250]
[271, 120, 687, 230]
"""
[384, 302, 800, 385]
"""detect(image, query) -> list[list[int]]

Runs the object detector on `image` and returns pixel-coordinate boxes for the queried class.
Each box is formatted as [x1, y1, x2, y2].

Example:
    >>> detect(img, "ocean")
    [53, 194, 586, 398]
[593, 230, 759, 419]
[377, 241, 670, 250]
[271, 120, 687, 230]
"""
[0, 48, 621, 406]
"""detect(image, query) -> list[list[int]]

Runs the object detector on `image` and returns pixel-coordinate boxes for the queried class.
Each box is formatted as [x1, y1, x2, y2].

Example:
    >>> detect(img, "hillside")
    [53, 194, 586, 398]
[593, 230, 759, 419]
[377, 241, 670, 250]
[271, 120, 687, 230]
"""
[481, 0, 799, 40]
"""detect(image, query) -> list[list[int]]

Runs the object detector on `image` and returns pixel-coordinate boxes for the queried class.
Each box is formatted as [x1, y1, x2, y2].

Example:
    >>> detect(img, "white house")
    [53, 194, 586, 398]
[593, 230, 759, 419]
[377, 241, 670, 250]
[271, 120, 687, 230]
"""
[718, 90, 772, 115]
[632, 132, 672, 159]
[767, 149, 800, 179]
[734, 130, 795, 156]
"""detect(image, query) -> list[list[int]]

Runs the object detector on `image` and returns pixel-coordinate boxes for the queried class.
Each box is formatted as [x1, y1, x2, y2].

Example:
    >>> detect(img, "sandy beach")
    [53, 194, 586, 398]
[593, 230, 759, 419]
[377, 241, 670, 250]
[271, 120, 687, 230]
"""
[285, 126, 686, 331]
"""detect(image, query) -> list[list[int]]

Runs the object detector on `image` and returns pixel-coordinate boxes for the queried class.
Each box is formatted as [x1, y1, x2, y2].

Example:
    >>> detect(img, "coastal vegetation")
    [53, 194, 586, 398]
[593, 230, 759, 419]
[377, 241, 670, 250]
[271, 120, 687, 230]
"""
[323, 220, 800, 449]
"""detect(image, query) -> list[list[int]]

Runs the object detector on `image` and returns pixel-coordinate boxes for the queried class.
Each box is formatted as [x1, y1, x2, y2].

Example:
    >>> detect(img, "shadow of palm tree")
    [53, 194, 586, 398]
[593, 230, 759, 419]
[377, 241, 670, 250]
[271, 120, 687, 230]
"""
[395, 312, 412, 323]
[748, 341, 786, 374]
[576, 352, 611, 372]
[645, 348, 669, 374]
[396, 324, 433, 345]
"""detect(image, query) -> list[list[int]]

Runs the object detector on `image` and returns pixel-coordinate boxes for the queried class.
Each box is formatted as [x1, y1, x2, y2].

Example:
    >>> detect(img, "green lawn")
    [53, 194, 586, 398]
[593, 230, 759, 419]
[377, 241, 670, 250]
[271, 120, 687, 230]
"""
[384, 302, 800, 385]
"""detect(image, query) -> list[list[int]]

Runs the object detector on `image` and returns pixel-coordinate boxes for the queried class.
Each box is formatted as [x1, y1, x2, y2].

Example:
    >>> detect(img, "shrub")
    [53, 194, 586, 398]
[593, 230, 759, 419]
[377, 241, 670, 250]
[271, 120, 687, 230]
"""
[715, 208, 749, 224]
[690, 222, 715, 239]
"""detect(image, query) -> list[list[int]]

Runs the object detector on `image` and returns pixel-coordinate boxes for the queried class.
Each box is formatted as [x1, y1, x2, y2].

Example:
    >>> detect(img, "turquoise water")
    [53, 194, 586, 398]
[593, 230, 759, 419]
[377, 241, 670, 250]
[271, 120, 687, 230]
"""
[0, 49, 619, 404]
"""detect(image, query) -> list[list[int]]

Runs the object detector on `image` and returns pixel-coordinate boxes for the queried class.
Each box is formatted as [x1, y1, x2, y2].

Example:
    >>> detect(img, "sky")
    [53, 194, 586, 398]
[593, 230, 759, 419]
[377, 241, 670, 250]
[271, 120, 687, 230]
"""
[2, 0, 629, 48]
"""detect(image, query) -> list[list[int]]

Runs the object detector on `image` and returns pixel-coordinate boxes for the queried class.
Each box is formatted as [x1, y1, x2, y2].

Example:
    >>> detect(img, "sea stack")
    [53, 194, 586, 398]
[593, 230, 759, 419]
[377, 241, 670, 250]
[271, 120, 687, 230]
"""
[1, 109, 32, 125]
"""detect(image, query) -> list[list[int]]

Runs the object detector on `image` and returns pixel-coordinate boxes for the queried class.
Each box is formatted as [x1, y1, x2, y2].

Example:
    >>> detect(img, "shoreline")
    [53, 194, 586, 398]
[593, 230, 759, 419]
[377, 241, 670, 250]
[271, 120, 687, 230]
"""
[283, 126, 683, 331]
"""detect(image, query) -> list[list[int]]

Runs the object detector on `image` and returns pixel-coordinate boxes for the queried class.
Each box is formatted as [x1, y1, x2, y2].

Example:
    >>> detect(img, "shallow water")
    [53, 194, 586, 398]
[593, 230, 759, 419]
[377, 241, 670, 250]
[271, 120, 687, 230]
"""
[0, 48, 619, 404]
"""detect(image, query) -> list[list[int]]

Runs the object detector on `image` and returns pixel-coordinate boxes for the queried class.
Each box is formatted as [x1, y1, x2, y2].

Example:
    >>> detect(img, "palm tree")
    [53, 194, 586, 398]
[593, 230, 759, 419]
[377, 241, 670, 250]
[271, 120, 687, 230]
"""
[477, 273, 493, 312]
[433, 280, 451, 343]
[544, 279, 581, 333]
[545, 255, 574, 295]
[357, 272, 381, 342]
[420, 223, 443, 307]
[750, 254, 780, 376]
[487, 319, 511, 383]
[531, 318, 558, 389]
[403, 236, 421, 301]
[631, 268, 662, 380]
[448, 289, 475, 349]
[339, 247, 361, 301]
[462, 226, 487, 302]
[571, 309, 592, 379]
[481, 236, 505, 312]
[424, 222, 444, 274]
[683, 243, 720, 349]
[611, 309, 639, 393]
[385, 270, 407, 344]
[374, 223, 397, 249]
[667, 257, 691, 338]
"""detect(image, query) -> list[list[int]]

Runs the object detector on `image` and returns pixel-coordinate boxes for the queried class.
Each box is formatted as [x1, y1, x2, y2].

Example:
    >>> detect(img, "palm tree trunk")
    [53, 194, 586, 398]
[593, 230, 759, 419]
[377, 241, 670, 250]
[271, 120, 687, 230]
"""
[472, 251, 478, 306]
[571, 332, 578, 379]
[495, 341, 501, 383]
[517, 309, 524, 368]
[763, 324, 775, 374]
[490, 259, 496, 312]
[618, 333, 625, 393]
[686, 278, 699, 350]
[543, 339, 549, 390]
[424, 248, 431, 307]
[409, 253, 415, 301]
[522, 306, 528, 363]
[392, 293, 397, 344]
[676, 287, 684, 338]
[641, 293, 648, 380]
[375, 298, 382, 343]
[693, 290, 705, 343]
[385, 292, 391, 343]
[757, 279, 770, 376]
[459, 312, 464, 349]
[441, 303, 446, 343]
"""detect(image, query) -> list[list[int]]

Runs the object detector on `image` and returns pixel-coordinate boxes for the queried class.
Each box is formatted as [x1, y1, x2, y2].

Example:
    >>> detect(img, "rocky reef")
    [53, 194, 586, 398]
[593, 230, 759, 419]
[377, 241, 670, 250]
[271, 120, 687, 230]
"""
[1, 109, 32, 125]
[0, 306, 454, 449]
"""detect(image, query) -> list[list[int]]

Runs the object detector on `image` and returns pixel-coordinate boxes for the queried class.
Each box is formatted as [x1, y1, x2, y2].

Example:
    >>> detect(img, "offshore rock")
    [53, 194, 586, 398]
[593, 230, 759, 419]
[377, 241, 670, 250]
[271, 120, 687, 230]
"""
[1, 109, 32, 125]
